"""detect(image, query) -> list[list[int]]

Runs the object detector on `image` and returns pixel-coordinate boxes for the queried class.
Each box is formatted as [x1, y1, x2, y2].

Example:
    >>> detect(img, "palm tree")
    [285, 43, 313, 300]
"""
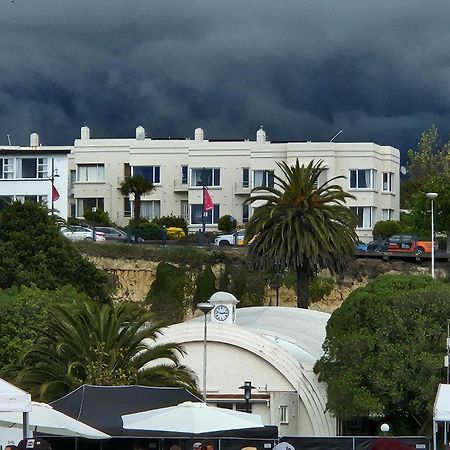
[245, 159, 357, 309]
[119, 175, 155, 227]
[15, 301, 198, 401]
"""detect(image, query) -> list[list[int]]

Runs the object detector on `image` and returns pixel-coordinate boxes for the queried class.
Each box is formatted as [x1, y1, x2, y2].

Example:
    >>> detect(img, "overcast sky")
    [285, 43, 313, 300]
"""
[1, 0, 450, 158]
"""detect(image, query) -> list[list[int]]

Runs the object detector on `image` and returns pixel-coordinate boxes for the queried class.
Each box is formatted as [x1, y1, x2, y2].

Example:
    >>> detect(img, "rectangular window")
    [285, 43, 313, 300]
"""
[37, 158, 48, 178]
[16, 158, 46, 179]
[70, 203, 76, 218]
[190, 168, 220, 187]
[280, 406, 289, 424]
[349, 169, 376, 189]
[132, 166, 160, 184]
[350, 206, 375, 229]
[242, 168, 250, 188]
[180, 200, 189, 221]
[0, 158, 14, 179]
[124, 197, 131, 217]
[0, 196, 13, 211]
[77, 164, 105, 182]
[382, 172, 393, 192]
[235, 403, 252, 413]
[124, 163, 131, 179]
[190, 204, 220, 224]
[382, 209, 393, 221]
[76, 198, 104, 217]
[253, 170, 274, 188]
[181, 165, 188, 185]
[70, 170, 76, 188]
[242, 203, 249, 223]
[139, 200, 161, 220]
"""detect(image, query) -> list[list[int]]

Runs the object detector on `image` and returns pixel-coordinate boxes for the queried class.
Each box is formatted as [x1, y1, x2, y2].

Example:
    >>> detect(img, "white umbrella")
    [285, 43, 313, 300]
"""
[122, 401, 264, 434]
[0, 402, 110, 439]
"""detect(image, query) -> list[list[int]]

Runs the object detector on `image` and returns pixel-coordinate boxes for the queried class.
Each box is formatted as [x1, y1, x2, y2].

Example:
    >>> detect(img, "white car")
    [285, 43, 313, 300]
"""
[214, 229, 246, 246]
[60, 226, 106, 242]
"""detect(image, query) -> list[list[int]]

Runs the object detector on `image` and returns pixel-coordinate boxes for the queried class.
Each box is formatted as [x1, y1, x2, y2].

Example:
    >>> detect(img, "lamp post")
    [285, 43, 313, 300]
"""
[380, 423, 390, 436]
[426, 192, 438, 278]
[48, 158, 60, 215]
[239, 381, 255, 413]
[197, 302, 214, 401]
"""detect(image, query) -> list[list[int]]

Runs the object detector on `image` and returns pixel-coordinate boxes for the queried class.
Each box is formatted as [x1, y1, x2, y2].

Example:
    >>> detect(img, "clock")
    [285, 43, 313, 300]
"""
[213, 305, 230, 321]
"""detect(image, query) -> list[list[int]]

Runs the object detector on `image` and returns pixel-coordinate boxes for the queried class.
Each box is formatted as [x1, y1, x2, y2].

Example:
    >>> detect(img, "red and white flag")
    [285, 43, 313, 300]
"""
[52, 185, 60, 202]
[203, 187, 214, 212]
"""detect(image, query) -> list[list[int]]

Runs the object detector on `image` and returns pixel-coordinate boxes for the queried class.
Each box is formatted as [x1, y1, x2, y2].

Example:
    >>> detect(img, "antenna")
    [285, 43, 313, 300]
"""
[330, 130, 343, 142]
[6, 134, 11, 146]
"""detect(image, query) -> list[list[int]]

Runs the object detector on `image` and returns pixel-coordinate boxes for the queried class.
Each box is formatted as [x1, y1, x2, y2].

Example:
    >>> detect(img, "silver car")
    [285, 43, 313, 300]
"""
[60, 226, 106, 242]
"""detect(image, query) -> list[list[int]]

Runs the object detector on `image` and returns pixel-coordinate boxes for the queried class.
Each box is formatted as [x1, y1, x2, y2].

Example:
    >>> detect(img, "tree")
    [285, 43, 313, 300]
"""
[0, 201, 109, 301]
[372, 220, 402, 239]
[314, 274, 450, 435]
[119, 175, 155, 227]
[245, 159, 357, 308]
[15, 300, 198, 402]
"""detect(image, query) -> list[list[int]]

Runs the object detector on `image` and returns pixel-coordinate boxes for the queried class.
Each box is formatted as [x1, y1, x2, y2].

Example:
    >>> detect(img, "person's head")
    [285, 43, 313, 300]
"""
[193, 443, 203, 450]
[17, 439, 51, 450]
[5, 445, 18, 450]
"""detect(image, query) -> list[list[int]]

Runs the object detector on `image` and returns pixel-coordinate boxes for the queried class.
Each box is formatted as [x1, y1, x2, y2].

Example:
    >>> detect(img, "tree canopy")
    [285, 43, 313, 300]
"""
[245, 159, 357, 308]
[314, 274, 450, 434]
[15, 300, 198, 401]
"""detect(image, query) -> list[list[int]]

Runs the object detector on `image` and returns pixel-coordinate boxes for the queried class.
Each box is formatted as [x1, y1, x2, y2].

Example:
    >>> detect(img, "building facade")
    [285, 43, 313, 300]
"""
[0, 133, 70, 218]
[68, 126, 400, 240]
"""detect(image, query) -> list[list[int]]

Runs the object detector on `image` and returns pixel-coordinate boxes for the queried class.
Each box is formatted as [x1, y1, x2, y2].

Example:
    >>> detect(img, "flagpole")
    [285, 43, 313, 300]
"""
[51, 158, 55, 215]
[202, 167, 206, 247]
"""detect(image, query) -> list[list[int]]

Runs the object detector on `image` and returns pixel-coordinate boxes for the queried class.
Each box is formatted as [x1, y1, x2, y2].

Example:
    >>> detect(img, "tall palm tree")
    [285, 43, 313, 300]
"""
[15, 301, 198, 401]
[245, 159, 357, 309]
[119, 175, 155, 227]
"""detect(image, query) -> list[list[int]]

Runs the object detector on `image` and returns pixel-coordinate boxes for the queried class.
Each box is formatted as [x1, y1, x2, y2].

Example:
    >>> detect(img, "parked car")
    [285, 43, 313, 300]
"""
[387, 235, 436, 253]
[355, 241, 368, 251]
[95, 227, 143, 242]
[214, 229, 246, 246]
[367, 239, 388, 252]
[60, 226, 106, 242]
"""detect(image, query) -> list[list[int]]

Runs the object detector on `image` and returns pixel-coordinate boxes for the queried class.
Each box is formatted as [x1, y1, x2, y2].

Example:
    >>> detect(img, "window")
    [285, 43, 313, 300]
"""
[124, 197, 131, 217]
[124, 163, 131, 178]
[280, 406, 289, 424]
[0, 158, 14, 179]
[15, 195, 47, 203]
[191, 168, 220, 187]
[382, 172, 393, 192]
[76, 198, 104, 217]
[253, 170, 274, 188]
[0, 196, 13, 211]
[70, 203, 76, 218]
[349, 169, 376, 189]
[37, 158, 48, 178]
[140, 200, 160, 220]
[242, 168, 250, 188]
[70, 170, 76, 188]
[190, 204, 220, 224]
[350, 206, 375, 229]
[133, 166, 160, 184]
[180, 200, 189, 221]
[15, 158, 48, 179]
[235, 403, 252, 413]
[243, 203, 249, 223]
[382, 209, 393, 221]
[77, 164, 105, 182]
[181, 166, 188, 185]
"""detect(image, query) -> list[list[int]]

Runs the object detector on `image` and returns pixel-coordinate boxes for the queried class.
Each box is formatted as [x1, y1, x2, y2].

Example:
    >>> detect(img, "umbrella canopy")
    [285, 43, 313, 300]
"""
[122, 401, 264, 434]
[0, 379, 31, 413]
[0, 402, 110, 439]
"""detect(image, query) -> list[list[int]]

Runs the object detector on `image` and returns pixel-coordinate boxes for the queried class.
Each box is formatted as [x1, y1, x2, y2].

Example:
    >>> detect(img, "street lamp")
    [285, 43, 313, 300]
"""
[380, 423, 390, 436]
[426, 192, 438, 278]
[239, 381, 255, 413]
[197, 302, 214, 401]
[270, 258, 282, 306]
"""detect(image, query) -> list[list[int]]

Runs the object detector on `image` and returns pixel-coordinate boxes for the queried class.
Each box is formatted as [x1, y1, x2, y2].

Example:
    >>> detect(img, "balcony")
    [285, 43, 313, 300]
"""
[234, 181, 251, 195]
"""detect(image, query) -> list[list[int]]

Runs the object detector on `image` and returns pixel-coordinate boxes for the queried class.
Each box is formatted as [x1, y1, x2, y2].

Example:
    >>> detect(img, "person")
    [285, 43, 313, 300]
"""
[5, 445, 18, 450]
[17, 439, 51, 450]
[193, 443, 203, 450]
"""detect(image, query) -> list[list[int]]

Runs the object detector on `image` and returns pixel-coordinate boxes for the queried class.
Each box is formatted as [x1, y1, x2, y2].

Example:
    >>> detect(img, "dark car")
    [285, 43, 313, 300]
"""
[367, 239, 388, 252]
[95, 227, 143, 242]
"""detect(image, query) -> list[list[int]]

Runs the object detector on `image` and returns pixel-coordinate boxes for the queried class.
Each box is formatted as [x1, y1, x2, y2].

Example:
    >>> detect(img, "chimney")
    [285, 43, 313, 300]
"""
[136, 126, 146, 140]
[81, 126, 90, 140]
[194, 127, 204, 142]
[256, 126, 266, 143]
[30, 132, 39, 147]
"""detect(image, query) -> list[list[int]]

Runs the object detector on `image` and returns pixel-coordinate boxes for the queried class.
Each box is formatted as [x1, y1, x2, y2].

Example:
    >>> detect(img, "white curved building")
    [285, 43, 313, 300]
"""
[153, 293, 335, 437]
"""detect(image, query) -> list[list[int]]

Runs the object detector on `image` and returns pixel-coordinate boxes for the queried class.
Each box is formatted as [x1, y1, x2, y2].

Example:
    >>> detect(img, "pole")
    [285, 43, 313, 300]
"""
[202, 311, 208, 401]
[51, 158, 55, 215]
[22, 412, 29, 440]
[201, 167, 206, 247]
[447, 319, 450, 384]
[431, 198, 435, 278]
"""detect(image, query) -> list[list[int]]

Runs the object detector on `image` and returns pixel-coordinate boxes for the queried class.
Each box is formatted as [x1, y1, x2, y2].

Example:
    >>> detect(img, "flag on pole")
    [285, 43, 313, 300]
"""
[203, 187, 214, 212]
[52, 185, 60, 202]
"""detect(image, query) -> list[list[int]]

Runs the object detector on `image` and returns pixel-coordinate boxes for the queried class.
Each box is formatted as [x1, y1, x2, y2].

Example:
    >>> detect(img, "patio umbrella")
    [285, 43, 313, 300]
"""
[122, 401, 264, 434]
[0, 402, 110, 439]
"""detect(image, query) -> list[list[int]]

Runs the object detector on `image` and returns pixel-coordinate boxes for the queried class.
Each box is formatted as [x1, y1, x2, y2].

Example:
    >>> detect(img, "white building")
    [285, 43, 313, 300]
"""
[152, 292, 336, 437]
[0, 133, 70, 218]
[69, 126, 400, 241]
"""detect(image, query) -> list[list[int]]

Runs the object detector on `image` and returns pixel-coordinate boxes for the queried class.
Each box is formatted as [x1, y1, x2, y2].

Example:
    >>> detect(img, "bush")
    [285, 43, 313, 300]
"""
[83, 210, 112, 226]
[372, 220, 403, 239]
[167, 227, 185, 240]
[309, 277, 334, 303]
[218, 215, 236, 232]
[125, 221, 162, 240]
[153, 215, 188, 234]
[192, 265, 217, 310]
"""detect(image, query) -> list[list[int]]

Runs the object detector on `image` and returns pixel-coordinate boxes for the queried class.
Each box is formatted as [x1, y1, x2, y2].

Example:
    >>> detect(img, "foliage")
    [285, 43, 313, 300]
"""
[314, 274, 450, 434]
[146, 262, 188, 324]
[0, 285, 89, 372]
[192, 265, 217, 310]
[153, 215, 188, 234]
[372, 220, 403, 239]
[0, 201, 109, 302]
[125, 220, 162, 240]
[83, 209, 113, 226]
[119, 175, 155, 227]
[309, 276, 334, 303]
[218, 215, 236, 232]
[245, 159, 357, 308]
[167, 227, 185, 240]
[14, 300, 198, 401]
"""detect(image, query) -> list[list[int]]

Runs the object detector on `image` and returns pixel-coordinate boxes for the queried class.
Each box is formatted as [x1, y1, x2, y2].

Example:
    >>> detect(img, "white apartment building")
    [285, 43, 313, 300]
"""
[0, 133, 70, 218]
[69, 126, 400, 241]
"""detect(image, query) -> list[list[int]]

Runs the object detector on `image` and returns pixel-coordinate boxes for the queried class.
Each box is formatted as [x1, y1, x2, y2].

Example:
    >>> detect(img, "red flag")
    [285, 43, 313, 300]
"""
[203, 187, 214, 212]
[52, 185, 60, 202]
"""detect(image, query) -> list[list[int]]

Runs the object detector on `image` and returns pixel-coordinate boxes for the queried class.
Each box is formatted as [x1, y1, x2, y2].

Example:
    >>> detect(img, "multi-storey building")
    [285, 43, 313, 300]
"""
[0, 133, 70, 218]
[69, 125, 400, 241]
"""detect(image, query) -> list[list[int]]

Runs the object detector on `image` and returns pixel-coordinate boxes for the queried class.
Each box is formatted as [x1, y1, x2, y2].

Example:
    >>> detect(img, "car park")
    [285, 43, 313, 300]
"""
[214, 229, 246, 246]
[60, 225, 106, 242]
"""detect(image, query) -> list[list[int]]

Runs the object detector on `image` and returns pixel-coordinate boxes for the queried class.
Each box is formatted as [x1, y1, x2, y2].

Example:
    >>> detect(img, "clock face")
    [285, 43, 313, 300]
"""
[213, 305, 230, 321]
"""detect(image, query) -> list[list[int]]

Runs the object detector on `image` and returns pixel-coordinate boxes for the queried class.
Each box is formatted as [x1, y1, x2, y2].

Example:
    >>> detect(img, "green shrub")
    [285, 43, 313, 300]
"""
[153, 215, 188, 234]
[372, 220, 403, 239]
[83, 210, 112, 226]
[125, 221, 162, 240]
[309, 276, 334, 303]
[218, 215, 236, 232]
[192, 265, 217, 310]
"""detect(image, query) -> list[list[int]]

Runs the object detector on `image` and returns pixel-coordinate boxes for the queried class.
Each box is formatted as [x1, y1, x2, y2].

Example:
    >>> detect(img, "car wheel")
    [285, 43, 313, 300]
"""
[416, 246, 425, 254]
[219, 240, 231, 246]
[84, 237, 93, 241]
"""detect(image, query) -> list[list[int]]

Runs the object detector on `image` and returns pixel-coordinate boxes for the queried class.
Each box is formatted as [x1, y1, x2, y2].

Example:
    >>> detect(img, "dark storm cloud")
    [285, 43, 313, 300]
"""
[1, 0, 450, 157]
